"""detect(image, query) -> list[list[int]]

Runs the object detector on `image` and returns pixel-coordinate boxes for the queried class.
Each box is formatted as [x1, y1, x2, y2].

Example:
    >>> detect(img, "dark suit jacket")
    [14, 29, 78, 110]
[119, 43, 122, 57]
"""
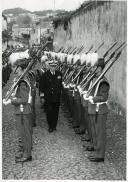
[41, 70, 62, 103]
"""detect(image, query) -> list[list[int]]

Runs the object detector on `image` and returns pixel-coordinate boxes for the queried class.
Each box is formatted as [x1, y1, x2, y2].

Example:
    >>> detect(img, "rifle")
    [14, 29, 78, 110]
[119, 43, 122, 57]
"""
[64, 64, 78, 83]
[56, 46, 64, 53]
[71, 43, 103, 87]
[94, 42, 104, 53]
[103, 41, 118, 58]
[85, 45, 93, 54]
[105, 41, 125, 65]
[73, 47, 82, 55]
[63, 42, 104, 84]
[62, 47, 69, 53]
[63, 44, 95, 82]
[65, 46, 72, 54]
[78, 42, 124, 88]
[86, 44, 126, 96]
[71, 64, 86, 84]
[60, 47, 66, 53]
[79, 71, 91, 86]
[69, 47, 77, 54]
[4, 42, 49, 101]
[76, 45, 84, 54]
[2, 48, 17, 59]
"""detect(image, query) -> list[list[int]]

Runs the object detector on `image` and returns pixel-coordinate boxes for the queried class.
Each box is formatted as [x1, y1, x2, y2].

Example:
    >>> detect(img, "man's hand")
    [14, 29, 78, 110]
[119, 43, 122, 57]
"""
[40, 93, 44, 97]
[83, 93, 88, 100]
[88, 96, 94, 104]
[80, 90, 87, 95]
[3, 99, 11, 105]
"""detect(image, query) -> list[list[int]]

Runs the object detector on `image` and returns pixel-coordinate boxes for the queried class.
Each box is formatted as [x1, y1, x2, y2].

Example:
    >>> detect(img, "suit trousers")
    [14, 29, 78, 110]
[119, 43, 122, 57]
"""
[15, 114, 33, 158]
[46, 101, 60, 129]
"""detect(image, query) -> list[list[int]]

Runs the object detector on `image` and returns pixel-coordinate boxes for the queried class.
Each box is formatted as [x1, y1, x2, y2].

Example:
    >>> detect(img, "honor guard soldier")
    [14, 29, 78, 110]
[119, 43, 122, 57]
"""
[84, 58, 110, 162]
[3, 58, 33, 163]
[40, 59, 62, 132]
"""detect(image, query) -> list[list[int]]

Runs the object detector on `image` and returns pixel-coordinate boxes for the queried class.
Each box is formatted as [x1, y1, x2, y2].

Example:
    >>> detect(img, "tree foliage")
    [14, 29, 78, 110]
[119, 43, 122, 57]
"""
[16, 15, 32, 25]
[2, 30, 12, 42]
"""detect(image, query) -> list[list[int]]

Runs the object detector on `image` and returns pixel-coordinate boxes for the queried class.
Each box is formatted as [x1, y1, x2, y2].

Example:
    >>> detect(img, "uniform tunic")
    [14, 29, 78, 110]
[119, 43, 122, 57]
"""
[88, 77, 110, 158]
[11, 77, 33, 158]
[41, 70, 62, 129]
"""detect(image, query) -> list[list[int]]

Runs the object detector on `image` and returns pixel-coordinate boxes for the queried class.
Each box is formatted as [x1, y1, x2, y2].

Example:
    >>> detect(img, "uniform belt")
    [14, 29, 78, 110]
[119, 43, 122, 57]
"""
[95, 101, 108, 112]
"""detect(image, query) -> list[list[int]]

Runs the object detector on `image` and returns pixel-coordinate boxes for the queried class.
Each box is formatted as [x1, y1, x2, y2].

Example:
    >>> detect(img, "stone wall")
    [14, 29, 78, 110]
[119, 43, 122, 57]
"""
[54, 1, 127, 114]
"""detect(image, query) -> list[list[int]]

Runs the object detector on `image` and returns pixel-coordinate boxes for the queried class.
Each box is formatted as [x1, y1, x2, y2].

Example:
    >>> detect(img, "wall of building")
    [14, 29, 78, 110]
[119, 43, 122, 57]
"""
[54, 1, 127, 114]
[29, 26, 41, 46]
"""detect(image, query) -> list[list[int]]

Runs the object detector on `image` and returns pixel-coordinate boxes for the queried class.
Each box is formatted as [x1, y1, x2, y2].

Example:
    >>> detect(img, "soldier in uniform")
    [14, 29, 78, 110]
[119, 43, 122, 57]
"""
[84, 58, 110, 162]
[3, 58, 33, 163]
[40, 60, 62, 132]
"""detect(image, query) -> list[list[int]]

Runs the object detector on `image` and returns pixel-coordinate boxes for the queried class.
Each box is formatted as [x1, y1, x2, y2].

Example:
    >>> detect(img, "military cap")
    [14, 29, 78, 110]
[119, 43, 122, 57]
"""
[48, 60, 58, 67]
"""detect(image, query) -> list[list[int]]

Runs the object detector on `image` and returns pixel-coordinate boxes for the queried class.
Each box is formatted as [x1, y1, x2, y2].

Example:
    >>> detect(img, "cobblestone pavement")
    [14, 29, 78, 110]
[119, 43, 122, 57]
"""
[2, 74, 126, 180]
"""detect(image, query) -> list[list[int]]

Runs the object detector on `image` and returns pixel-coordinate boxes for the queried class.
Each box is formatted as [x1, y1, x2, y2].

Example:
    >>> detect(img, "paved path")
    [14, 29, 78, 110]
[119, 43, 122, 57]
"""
[2, 74, 125, 180]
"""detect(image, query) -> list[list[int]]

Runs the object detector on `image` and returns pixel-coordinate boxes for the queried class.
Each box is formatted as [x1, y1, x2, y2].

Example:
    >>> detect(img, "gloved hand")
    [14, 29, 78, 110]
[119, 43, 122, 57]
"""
[71, 84, 76, 88]
[83, 93, 88, 100]
[3, 99, 11, 105]
[88, 96, 94, 104]
[81, 90, 87, 95]
[66, 84, 70, 88]
[40, 93, 44, 97]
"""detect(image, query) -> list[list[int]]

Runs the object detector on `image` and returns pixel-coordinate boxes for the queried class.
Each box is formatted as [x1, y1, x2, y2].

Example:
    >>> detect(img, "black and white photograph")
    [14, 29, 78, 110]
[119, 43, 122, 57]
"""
[2, 0, 127, 180]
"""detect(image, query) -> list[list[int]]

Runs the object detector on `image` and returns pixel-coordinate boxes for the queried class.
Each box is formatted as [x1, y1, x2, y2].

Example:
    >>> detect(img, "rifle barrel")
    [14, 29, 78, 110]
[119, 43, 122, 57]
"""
[87, 44, 126, 96]
[94, 42, 104, 53]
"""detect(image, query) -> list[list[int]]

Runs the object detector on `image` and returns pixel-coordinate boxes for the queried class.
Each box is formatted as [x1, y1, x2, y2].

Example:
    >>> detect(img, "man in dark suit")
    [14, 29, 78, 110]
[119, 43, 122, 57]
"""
[36, 55, 49, 110]
[40, 60, 62, 132]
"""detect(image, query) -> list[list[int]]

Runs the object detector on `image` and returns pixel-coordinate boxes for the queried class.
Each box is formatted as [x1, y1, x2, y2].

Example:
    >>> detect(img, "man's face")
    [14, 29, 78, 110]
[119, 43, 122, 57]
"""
[11, 64, 22, 76]
[11, 64, 17, 74]
[86, 63, 91, 72]
[49, 65, 56, 72]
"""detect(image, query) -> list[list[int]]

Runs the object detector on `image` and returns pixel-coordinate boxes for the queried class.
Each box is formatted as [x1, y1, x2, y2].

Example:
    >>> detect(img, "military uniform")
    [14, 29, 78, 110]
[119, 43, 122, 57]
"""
[11, 76, 33, 160]
[88, 76, 110, 160]
[41, 69, 62, 131]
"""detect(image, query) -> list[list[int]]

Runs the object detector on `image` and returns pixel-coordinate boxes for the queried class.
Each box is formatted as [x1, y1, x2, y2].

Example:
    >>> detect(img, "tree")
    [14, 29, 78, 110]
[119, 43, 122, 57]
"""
[2, 29, 12, 43]
[16, 15, 32, 26]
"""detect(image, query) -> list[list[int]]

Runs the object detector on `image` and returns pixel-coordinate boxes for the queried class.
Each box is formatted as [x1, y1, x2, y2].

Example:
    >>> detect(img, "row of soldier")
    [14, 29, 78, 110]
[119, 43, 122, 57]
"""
[3, 41, 125, 163]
